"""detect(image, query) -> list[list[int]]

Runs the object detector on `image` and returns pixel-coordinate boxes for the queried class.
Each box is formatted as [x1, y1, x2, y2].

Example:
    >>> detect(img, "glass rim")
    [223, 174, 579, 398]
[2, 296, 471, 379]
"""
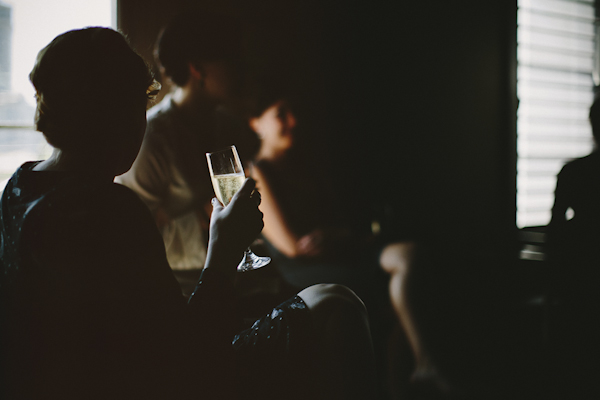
[206, 145, 243, 177]
[205, 144, 237, 157]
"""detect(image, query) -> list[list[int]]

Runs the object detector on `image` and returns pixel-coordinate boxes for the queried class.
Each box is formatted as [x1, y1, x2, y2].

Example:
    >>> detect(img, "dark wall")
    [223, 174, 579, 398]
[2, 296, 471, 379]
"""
[314, 0, 518, 255]
[118, 0, 518, 255]
[367, 1, 518, 253]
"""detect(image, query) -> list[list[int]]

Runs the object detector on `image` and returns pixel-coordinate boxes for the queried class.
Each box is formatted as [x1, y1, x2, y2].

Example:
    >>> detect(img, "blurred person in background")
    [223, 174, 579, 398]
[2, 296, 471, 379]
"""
[116, 10, 260, 297]
[247, 73, 371, 275]
[545, 94, 600, 398]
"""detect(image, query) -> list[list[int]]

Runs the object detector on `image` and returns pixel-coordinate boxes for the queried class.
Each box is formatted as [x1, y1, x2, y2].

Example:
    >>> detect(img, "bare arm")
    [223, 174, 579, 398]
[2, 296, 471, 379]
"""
[251, 164, 301, 257]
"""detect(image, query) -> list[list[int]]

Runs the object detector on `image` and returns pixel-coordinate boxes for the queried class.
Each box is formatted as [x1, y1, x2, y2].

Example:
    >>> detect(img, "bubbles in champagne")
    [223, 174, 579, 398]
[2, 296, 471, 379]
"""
[212, 173, 245, 206]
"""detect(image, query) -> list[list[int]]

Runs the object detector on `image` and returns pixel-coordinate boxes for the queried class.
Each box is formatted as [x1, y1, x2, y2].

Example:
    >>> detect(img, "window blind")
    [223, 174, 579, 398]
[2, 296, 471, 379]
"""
[517, 0, 596, 228]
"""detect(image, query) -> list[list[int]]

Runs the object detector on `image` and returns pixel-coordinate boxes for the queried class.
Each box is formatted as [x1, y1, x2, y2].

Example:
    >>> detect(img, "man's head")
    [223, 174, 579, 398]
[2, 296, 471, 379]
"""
[156, 10, 243, 98]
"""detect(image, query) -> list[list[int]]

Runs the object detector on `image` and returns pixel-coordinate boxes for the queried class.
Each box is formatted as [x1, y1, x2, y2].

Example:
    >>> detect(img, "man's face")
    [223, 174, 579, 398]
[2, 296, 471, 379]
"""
[201, 60, 242, 103]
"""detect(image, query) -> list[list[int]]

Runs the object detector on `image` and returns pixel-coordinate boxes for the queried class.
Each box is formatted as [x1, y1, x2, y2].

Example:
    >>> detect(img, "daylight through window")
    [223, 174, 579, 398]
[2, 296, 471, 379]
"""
[0, 0, 114, 185]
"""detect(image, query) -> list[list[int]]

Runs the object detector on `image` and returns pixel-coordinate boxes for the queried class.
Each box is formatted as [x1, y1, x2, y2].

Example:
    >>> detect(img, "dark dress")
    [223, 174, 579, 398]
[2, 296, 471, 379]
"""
[0, 162, 312, 400]
[545, 152, 600, 398]
[547, 152, 600, 303]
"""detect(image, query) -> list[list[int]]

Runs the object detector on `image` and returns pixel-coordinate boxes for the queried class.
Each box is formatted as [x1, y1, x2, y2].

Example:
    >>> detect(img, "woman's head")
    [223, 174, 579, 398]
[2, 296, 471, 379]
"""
[249, 100, 296, 160]
[246, 74, 302, 160]
[156, 10, 242, 94]
[30, 27, 159, 172]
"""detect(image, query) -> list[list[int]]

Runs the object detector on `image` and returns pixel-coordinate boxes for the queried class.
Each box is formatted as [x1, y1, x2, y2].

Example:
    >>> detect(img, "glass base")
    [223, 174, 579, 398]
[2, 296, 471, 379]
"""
[237, 250, 271, 272]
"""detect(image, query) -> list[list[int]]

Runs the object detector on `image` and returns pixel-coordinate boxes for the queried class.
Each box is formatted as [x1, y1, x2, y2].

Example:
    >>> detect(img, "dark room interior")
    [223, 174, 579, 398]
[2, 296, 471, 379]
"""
[2, 0, 600, 399]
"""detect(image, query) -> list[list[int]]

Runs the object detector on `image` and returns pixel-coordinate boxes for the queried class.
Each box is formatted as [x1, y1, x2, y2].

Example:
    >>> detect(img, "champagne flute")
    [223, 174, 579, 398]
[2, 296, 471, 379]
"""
[206, 145, 271, 272]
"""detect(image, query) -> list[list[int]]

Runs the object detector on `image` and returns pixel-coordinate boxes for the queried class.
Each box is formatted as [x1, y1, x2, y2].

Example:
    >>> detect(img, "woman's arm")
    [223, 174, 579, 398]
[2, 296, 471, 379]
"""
[252, 164, 301, 257]
[188, 178, 264, 307]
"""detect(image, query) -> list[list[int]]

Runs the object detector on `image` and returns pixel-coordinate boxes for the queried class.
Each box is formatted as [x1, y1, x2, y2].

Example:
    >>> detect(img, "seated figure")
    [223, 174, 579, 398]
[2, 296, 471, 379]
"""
[545, 95, 600, 398]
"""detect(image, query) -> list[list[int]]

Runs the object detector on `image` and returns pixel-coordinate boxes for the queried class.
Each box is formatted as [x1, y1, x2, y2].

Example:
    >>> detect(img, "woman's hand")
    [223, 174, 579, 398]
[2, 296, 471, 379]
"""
[204, 178, 264, 276]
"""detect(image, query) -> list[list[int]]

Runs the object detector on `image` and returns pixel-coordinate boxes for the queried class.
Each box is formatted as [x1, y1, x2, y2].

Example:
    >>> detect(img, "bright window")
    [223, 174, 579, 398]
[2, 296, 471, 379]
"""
[0, 0, 114, 185]
[516, 0, 596, 228]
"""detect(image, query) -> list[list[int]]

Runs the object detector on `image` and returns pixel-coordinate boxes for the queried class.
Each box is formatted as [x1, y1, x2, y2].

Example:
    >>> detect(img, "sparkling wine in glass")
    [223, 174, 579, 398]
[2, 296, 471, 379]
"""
[206, 145, 271, 272]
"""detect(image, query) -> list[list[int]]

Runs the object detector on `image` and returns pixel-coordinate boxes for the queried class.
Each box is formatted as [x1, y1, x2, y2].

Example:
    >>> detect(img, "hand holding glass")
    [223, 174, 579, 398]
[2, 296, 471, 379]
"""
[206, 145, 271, 272]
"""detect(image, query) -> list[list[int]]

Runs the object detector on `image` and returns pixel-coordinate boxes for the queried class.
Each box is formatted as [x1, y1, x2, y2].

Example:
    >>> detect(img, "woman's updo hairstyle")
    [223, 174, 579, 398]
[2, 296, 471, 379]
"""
[30, 27, 160, 151]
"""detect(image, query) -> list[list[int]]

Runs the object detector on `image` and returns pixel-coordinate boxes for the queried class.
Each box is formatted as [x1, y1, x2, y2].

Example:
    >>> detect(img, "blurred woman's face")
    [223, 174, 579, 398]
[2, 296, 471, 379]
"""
[252, 101, 296, 141]
[250, 100, 296, 158]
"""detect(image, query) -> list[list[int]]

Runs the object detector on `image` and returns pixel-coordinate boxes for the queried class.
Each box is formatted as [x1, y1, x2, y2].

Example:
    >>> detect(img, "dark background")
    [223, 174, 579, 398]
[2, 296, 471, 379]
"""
[118, 0, 518, 256]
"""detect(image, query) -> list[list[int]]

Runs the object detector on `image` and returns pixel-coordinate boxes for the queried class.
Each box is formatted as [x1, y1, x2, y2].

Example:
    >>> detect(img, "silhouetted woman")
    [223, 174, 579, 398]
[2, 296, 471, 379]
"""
[0, 28, 375, 400]
[546, 96, 600, 398]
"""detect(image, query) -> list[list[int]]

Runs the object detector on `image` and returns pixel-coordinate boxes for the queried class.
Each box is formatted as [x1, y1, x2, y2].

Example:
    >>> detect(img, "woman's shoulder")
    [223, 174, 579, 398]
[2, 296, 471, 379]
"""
[558, 152, 600, 184]
[562, 152, 600, 170]
[25, 177, 149, 229]
[22, 178, 161, 262]
[254, 155, 303, 179]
